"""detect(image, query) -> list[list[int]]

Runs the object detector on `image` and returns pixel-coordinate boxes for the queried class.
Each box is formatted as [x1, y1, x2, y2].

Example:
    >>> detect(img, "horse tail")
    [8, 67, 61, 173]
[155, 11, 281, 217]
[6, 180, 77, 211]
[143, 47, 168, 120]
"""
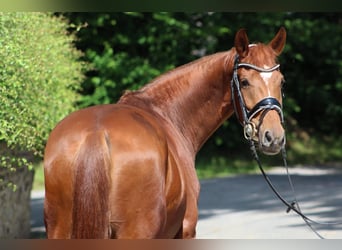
[71, 131, 112, 238]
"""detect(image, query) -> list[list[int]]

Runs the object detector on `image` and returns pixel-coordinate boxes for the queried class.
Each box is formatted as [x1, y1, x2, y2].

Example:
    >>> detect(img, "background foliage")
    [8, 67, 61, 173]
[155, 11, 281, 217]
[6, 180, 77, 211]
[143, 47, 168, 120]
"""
[64, 12, 341, 162]
[0, 12, 86, 189]
[0, 12, 339, 238]
[1, 13, 341, 190]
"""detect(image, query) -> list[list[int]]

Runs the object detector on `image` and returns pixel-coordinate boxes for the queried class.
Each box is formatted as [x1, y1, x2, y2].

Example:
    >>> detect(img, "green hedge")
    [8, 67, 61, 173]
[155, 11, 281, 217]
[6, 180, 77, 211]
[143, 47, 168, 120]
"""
[0, 12, 86, 190]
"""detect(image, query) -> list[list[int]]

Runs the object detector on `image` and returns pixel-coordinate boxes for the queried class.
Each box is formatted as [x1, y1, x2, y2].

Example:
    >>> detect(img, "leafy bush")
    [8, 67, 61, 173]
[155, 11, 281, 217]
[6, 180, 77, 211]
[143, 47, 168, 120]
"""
[0, 12, 86, 190]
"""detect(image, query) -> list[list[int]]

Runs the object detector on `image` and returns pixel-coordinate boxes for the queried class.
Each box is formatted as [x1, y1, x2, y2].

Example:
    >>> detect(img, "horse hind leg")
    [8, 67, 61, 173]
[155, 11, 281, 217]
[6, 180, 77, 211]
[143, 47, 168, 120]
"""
[44, 162, 74, 238]
[44, 205, 73, 238]
[107, 185, 167, 239]
[173, 225, 184, 239]
[108, 209, 166, 239]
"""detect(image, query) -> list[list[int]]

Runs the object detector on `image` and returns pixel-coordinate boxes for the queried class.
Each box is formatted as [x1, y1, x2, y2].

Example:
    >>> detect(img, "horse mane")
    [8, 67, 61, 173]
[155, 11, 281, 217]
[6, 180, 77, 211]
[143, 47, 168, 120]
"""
[118, 51, 231, 110]
[119, 43, 278, 104]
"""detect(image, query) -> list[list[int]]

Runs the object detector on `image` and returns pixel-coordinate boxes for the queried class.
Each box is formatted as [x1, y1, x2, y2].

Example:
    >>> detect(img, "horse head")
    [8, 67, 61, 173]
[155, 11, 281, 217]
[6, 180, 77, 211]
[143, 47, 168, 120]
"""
[232, 27, 287, 155]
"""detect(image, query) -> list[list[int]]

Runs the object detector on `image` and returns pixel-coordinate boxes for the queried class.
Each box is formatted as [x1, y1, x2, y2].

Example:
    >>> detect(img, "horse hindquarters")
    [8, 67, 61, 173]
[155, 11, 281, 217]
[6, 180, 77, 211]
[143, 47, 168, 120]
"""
[44, 131, 112, 239]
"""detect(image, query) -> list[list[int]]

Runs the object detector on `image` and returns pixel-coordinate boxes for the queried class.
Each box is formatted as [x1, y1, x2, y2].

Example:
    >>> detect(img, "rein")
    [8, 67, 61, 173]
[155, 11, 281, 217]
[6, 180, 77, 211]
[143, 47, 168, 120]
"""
[249, 141, 325, 239]
[231, 54, 342, 239]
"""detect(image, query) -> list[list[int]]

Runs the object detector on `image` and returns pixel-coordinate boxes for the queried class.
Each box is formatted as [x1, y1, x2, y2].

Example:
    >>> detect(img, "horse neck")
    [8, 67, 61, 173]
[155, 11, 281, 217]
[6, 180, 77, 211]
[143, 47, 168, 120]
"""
[119, 51, 236, 154]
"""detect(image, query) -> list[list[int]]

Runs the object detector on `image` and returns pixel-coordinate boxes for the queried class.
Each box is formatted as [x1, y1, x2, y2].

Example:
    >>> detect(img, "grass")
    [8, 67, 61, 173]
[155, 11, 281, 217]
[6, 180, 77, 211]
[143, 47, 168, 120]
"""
[195, 150, 286, 179]
[196, 154, 259, 179]
[286, 133, 342, 165]
[32, 134, 342, 191]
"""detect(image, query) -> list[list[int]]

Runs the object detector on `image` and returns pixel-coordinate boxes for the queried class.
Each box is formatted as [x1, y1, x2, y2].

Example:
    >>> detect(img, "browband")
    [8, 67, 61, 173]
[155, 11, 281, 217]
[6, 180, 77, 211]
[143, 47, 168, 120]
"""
[237, 63, 280, 72]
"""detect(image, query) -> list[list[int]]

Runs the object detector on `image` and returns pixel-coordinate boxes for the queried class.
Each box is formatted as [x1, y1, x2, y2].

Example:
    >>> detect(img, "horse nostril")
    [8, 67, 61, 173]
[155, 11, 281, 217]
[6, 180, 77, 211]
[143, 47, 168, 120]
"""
[264, 131, 273, 144]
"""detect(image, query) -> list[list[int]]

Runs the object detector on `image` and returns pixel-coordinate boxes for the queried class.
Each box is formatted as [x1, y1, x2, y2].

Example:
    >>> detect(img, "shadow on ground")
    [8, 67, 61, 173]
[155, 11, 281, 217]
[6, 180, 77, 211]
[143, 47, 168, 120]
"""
[30, 166, 342, 238]
[198, 166, 342, 234]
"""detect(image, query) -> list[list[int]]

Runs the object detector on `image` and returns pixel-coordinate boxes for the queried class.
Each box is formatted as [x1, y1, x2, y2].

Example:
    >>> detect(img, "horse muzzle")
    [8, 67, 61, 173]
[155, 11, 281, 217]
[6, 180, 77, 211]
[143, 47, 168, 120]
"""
[243, 97, 286, 155]
[259, 128, 286, 155]
[244, 120, 285, 155]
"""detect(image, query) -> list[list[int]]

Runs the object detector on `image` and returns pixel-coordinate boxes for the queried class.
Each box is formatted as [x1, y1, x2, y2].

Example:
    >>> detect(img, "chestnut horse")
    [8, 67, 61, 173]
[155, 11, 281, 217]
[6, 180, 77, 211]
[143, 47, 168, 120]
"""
[44, 28, 286, 238]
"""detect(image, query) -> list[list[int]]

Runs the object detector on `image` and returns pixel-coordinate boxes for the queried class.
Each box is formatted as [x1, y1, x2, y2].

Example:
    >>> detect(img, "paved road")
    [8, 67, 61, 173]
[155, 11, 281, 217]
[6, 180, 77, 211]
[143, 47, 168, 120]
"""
[30, 165, 342, 239]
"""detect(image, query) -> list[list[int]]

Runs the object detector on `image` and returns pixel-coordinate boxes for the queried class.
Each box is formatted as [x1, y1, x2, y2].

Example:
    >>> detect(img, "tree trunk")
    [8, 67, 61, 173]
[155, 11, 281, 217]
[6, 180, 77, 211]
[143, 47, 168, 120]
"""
[0, 166, 34, 238]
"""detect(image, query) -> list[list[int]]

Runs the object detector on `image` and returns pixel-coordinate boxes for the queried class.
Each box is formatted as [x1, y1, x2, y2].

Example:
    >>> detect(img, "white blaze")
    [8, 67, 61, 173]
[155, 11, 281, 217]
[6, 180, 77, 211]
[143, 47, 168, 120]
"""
[260, 65, 273, 96]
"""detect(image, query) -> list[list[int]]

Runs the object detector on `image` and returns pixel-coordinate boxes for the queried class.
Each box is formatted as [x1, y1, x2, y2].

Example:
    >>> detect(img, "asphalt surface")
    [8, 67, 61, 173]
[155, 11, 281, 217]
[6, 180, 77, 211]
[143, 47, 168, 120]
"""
[30, 165, 342, 239]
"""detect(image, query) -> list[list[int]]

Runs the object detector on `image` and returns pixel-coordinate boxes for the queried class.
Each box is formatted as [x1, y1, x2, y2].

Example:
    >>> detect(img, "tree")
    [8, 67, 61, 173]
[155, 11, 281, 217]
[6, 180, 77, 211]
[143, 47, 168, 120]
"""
[66, 13, 341, 158]
[0, 12, 86, 238]
[64, 13, 223, 106]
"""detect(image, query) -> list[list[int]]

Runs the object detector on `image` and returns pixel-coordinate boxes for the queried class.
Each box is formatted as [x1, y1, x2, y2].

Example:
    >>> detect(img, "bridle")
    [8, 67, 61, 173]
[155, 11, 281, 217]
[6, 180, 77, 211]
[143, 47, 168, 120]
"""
[231, 54, 284, 141]
[231, 54, 342, 239]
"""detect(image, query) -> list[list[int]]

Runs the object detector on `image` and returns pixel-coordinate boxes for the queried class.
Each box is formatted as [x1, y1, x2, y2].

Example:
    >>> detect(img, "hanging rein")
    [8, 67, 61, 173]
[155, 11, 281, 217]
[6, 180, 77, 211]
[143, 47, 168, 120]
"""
[231, 54, 342, 239]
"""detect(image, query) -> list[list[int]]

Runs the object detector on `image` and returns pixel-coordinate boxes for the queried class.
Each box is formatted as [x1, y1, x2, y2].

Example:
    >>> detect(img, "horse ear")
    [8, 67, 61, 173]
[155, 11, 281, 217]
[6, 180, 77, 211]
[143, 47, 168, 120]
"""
[234, 28, 249, 58]
[269, 27, 286, 55]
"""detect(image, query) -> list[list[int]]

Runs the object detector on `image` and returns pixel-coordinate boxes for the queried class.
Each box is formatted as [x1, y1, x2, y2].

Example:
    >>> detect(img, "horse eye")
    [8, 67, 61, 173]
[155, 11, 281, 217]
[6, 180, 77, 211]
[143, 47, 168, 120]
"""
[240, 79, 250, 88]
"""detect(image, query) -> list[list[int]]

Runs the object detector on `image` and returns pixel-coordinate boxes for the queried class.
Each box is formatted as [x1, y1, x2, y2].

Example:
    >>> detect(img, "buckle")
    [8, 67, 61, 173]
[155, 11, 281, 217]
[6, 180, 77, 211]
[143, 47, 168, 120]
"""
[244, 122, 257, 141]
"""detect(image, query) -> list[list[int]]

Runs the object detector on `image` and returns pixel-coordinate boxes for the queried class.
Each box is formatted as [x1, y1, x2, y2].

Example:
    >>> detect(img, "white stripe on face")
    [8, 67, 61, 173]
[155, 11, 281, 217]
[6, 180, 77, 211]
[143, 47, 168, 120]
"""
[260, 65, 273, 96]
